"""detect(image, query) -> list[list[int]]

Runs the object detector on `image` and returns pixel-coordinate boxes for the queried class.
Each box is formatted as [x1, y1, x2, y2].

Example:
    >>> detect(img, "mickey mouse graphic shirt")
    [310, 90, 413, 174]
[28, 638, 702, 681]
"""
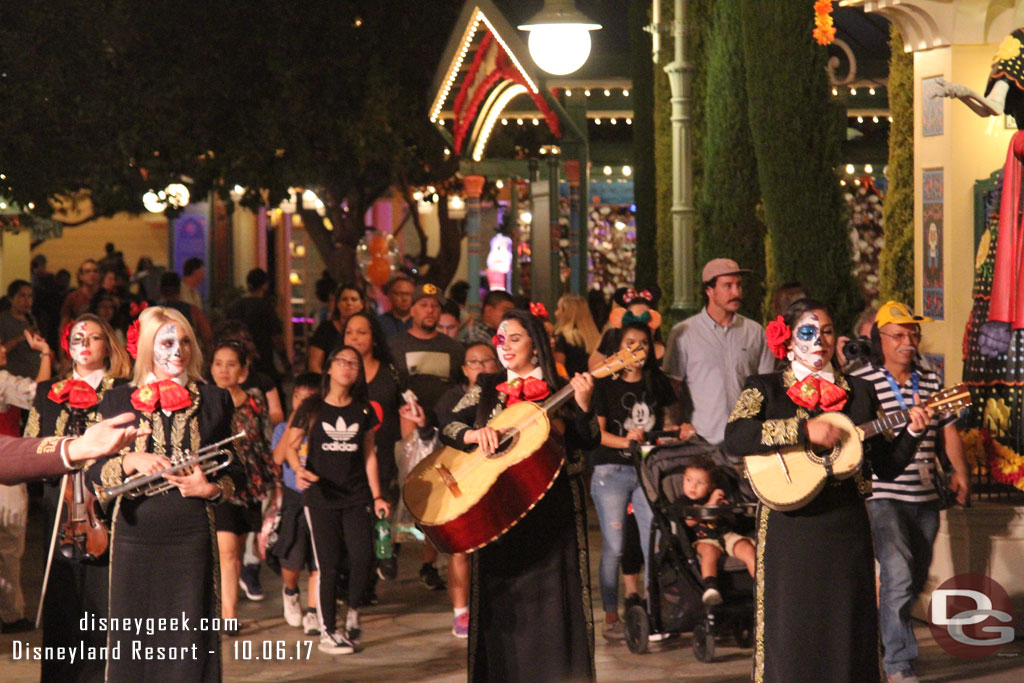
[592, 374, 676, 466]
[303, 400, 380, 509]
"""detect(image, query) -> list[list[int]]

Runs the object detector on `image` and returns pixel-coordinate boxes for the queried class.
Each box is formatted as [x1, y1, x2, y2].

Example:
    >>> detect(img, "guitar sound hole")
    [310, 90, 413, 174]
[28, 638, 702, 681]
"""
[487, 429, 520, 458]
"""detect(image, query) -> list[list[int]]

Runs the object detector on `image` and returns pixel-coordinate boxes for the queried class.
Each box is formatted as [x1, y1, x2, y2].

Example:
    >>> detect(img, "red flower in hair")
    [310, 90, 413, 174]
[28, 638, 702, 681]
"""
[60, 321, 73, 356]
[529, 302, 549, 319]
[765, 316, 791, 360]
[126, 320, 140, 359]
[129, 300, 148, 317]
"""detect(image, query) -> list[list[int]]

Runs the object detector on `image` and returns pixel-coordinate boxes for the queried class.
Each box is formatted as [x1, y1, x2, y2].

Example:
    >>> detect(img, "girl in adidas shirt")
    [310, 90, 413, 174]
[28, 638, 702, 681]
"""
[283, 344, 389, 655]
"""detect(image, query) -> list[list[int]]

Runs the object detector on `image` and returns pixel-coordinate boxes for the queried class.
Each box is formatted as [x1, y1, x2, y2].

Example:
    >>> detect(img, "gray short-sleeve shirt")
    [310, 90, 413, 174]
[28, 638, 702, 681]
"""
[663, 309, 775, 444]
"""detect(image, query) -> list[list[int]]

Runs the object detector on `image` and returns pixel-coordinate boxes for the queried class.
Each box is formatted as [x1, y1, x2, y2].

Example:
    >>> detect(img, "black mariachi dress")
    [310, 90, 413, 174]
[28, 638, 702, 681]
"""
[439, 372, 600, 683]
[723, 366, 922, 683]
[89, 381, 239, 683]
[26, 375, 126, 683]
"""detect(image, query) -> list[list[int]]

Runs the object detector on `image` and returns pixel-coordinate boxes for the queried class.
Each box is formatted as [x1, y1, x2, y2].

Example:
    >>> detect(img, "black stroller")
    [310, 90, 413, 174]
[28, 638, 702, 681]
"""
[623, 433, 757, 662]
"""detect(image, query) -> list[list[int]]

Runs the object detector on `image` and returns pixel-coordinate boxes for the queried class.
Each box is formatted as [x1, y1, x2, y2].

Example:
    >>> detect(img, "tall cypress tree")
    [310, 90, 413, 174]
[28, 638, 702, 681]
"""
[699, 0, 765, 320]
[879, 26, 914, 305]
[739, 0, 859, 329]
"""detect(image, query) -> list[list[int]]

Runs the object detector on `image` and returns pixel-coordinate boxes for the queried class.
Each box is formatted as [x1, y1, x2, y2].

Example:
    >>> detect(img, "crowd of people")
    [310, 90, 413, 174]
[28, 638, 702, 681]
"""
[0, 250, 972, 683]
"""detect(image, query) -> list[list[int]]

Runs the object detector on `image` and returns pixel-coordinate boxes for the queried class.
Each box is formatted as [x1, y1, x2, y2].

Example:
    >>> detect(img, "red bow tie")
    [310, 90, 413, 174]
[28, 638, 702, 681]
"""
[131, 380, 192, 413]
[787, 375, 847, 412]
[48, 379, 99, 410]
[496, 376, 550, 406]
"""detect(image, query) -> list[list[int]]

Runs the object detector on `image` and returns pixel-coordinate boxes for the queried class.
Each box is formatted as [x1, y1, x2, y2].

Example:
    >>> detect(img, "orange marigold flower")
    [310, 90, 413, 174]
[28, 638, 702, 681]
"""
[813, 24, 837, 45]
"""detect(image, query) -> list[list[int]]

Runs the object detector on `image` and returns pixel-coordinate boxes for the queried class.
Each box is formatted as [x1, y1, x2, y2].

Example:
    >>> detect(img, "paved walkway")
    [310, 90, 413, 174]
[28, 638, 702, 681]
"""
[2, 498, 1023, 682]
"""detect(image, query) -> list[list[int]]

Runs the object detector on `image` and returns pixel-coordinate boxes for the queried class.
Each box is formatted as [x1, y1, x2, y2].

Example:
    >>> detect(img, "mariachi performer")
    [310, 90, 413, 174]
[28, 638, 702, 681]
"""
[438, 309, 599, 683]
[26, 314, 130, 682]
[87, 306, 241, 682]
[723, 298, 928, 683]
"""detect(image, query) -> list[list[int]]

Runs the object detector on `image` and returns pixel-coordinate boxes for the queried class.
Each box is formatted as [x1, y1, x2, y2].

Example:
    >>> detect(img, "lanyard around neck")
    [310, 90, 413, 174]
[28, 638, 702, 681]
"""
[881, 367, 918, 411]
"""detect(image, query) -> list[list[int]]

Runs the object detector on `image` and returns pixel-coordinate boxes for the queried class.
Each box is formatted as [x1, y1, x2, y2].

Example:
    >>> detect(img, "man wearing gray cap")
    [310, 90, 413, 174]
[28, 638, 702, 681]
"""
[663, 258, 775, 444]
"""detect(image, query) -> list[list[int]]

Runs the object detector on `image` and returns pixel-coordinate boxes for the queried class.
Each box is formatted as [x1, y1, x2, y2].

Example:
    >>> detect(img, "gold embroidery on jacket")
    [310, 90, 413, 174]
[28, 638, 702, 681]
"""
[729, 388, 765, 423]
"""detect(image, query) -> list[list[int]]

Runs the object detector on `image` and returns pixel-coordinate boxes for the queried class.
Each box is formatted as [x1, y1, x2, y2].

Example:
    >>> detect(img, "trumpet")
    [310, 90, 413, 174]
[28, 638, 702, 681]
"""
[94, 432, 245, 505]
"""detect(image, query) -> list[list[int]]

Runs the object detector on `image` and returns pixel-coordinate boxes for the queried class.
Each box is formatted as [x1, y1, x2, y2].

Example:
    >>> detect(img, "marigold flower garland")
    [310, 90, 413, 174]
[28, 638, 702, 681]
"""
[813, 0, 836, 46]
[960, 427, 1024, 491]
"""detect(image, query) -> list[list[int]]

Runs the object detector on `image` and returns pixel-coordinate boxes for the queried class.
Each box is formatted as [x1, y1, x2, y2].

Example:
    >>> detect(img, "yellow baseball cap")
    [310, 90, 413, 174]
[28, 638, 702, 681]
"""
[875, 300, 934, 328]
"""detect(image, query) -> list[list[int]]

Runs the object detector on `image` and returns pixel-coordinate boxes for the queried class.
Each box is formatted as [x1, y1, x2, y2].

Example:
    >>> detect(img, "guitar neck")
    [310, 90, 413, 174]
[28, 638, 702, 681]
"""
[859, 409, 911, 439]
[540, 383, 577, 415]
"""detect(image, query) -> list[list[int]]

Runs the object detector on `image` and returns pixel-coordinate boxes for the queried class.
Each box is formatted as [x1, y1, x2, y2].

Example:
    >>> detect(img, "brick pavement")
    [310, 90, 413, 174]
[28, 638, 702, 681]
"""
[2, 499, 1023, 681]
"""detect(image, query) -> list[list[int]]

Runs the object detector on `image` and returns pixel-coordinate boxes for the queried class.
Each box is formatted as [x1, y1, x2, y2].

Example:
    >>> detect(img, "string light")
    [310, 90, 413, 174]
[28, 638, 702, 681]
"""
[603, 165, 612, 176]
[864, 164, 873, 174]
[622, 89, 629, 97]
[857, 116, 863, 123]
[604, 89, 611, 96]
[850, 88, 857, 96]
[622, 165, 632, 176]
[501, 118, 508, 125]
[845, 164, 855, 174]
[517, 118, 524, 125]
[626, 118, 632, 125]
[888, 116, 893, 122]
[832, 88, 838, 96]
[869, 87, 876, 95]
[566, 89, 572, 96]
[872, 116, 879, 123]
[584, 89, 591, 96]
[532, 118, 540, 125]
[594, 118, 601, 125]
[429, 14, 482, 122]
[495, 179, 504, 189]
[610, 118, 617, 124]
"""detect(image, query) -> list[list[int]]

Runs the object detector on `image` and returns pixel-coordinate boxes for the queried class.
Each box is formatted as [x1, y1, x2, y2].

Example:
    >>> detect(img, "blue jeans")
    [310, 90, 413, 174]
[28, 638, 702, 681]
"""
[590, 464, 653, 614]
[868, 498, 940, 677]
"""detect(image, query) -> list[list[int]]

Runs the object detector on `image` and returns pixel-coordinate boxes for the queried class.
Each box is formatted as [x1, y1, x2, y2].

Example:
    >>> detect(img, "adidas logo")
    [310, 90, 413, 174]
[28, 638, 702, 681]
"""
[322, 416, 359, 452]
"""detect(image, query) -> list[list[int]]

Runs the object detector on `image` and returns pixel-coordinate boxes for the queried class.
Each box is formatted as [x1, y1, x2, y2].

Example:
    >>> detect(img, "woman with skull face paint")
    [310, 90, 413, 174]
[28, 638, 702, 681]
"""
[25, 313, 130, 682]
[438, 309, 600, 682]
[89, 307, 241, 682]
[723, 299, 932, 683]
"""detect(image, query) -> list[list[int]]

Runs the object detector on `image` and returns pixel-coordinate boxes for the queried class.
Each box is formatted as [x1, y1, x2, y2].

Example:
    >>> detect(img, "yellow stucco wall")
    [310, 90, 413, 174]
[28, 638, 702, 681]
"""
[914, 44, 1014, 383]
[0, 230, 33, 288]
[30, 212, 168, 280]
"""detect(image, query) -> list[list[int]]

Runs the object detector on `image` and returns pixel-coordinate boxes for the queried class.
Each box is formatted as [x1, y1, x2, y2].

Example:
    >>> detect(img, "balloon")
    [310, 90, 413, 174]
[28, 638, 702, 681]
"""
[367, 257, 392, 286]
[356, 230, 401, 286]
[370, 234, 389, 258]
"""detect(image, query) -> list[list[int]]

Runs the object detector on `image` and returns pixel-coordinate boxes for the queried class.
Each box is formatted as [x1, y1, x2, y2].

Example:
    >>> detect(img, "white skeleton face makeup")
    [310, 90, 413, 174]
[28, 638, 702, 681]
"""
[791, 311, 826, 370]
[494, 320, 511, 370]
[153, 323, 188, 378]
[68, 321, 92, 367]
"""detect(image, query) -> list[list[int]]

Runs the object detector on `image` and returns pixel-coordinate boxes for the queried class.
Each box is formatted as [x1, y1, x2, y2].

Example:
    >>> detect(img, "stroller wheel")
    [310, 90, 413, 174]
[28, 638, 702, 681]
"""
[692, 622, 715, 662]
[733, 620, 754, 649]
[624, 605, 650, 654]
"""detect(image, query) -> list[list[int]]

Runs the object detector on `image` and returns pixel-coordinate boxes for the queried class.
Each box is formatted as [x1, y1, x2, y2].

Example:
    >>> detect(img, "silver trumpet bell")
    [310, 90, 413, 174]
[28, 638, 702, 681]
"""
[94, 432, 245, 505]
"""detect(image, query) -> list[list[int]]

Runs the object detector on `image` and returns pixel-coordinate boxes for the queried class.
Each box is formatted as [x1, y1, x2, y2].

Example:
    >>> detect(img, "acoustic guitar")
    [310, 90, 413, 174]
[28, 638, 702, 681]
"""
[744, 383, 971, 511]
[403, 345, 646, 554]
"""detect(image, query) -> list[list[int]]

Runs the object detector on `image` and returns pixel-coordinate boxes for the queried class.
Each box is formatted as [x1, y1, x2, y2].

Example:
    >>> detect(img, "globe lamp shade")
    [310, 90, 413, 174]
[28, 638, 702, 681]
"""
[518, 1, 601, 77]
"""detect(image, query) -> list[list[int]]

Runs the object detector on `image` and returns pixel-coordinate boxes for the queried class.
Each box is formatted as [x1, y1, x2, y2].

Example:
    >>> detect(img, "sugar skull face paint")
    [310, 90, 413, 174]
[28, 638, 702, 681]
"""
[68, 320, 107, 370]
[153, 323, 189, 378]
[790, 310, 835, 371]
[494, 320, 510, 370]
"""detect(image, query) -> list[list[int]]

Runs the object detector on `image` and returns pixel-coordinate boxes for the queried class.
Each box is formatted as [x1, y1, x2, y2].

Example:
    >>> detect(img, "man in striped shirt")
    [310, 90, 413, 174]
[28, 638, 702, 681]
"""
[851, 301, 971, 683]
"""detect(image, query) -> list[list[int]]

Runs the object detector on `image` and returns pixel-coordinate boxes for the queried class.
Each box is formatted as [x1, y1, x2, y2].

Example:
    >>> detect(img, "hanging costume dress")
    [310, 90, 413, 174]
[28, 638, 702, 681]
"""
[439, 371, 600, 683]
[88, 380, 240, 683]
[26, 373, 126, 683]
[723, 365, 921, 683]
[964, 29, 1024, 464]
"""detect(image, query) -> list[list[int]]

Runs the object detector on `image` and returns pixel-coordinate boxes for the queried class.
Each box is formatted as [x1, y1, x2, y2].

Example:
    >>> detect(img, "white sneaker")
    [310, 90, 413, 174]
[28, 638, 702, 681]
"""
[345, 608, 361, 644]
[702, 587, 723, 606]
[282, 589, 302, 628]
[318, 630, 355, 655]
[302, 611, 320, 636]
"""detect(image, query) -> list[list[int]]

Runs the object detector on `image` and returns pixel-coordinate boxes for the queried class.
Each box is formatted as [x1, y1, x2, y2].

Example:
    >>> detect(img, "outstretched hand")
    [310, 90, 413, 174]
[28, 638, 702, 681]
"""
[67, 413, 151, 463]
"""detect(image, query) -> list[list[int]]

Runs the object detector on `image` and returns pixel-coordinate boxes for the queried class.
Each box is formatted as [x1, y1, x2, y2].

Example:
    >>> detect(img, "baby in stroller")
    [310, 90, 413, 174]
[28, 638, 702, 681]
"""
[624, 436, 757, 660]
[679, 455, 756, 606]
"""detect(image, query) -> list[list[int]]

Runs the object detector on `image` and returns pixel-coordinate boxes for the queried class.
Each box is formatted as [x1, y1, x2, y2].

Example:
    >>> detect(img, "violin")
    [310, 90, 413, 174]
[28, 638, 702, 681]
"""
[58, 410, 109, 563]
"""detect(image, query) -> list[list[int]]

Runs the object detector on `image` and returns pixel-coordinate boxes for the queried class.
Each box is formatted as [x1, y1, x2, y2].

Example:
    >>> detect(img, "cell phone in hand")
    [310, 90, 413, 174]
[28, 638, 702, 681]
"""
[402, 389, 418, 407]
